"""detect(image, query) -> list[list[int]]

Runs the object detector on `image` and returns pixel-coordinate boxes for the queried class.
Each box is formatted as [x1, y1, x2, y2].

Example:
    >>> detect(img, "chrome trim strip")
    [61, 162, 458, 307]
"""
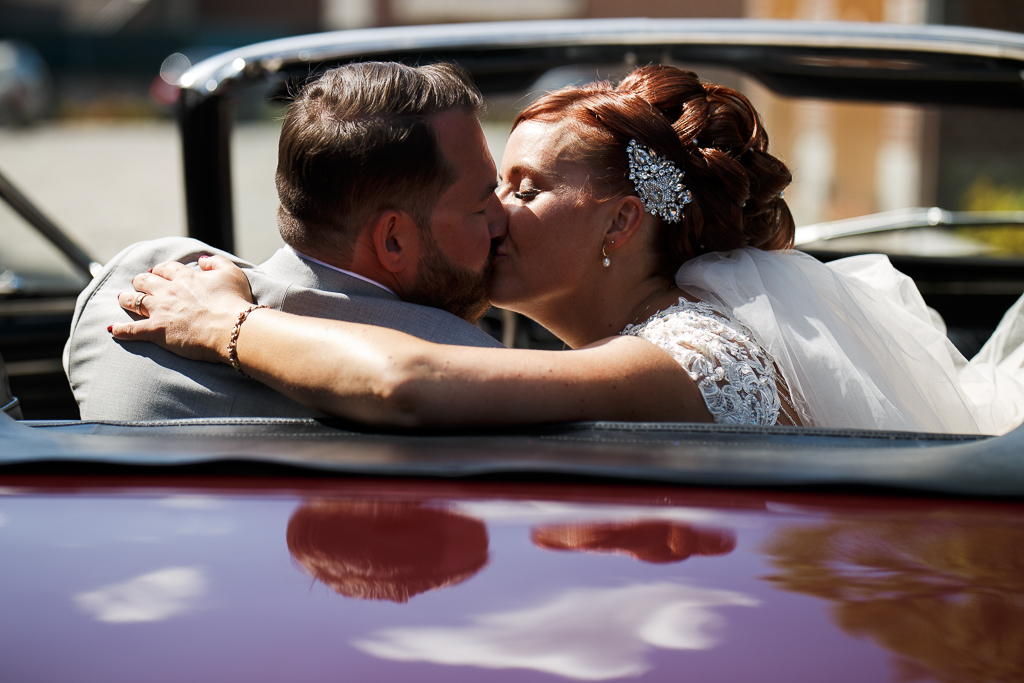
[795, 207, 1024, 245]
[0, 297, 79, 317]
[1, 396, 20, 415]
[4, 359, 65, 378]
[177, 19, 1024, 96]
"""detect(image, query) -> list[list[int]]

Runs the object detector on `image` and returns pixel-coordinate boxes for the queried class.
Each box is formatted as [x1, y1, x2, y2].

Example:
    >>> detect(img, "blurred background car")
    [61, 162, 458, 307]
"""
[0, 38, 52, 124]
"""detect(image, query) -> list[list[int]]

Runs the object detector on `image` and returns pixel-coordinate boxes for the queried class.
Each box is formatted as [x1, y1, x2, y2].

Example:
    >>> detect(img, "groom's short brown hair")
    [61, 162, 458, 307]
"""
[275, 61, 484, 259]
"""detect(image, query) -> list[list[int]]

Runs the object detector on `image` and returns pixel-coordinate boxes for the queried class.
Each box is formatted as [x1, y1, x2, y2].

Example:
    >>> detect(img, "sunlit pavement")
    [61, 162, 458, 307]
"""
[0, 120, 513, 268]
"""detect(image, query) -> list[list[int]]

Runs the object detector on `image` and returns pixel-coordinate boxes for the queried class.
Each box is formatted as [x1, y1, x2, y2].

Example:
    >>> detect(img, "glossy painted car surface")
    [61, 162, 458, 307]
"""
[4, 19, 1024, 681]
[3, 477, 1021, 683]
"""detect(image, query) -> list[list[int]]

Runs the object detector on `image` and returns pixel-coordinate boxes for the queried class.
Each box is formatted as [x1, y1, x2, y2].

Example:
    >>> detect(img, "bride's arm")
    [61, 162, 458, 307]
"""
[196, 310, 707, 426]
[111, 256, 711, 427]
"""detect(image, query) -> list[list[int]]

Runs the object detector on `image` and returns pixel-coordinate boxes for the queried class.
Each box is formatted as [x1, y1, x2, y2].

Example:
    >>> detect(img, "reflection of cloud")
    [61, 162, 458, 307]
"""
[126, 535, 160, 543]
[175, 517, 234, 536]
[355, 582, 758, 680]
[155, 495, 223, 510]
[153, 496, 233, 536]
[456, 501, 727, 526]
[74, 567, 205, 623]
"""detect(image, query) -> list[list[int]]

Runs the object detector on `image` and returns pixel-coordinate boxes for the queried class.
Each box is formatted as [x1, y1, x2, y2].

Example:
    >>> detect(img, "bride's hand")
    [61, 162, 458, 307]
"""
[111, 255, 256, 364]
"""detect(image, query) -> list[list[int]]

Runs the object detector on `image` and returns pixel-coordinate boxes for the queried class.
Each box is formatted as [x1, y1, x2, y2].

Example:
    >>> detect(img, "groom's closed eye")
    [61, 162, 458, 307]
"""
[479, 181, 498, 201]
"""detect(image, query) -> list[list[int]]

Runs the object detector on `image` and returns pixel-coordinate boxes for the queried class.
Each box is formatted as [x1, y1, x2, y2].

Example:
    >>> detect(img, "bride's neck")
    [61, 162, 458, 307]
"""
[519, 273, 680, 350]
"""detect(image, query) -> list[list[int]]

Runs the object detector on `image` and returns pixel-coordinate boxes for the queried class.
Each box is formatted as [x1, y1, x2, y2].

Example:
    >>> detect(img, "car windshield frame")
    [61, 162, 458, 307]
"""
[173, 18, 1024, 252]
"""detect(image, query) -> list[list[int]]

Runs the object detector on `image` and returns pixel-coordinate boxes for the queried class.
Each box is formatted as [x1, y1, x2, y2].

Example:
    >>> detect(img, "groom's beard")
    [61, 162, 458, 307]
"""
[404, 233, 492, 324]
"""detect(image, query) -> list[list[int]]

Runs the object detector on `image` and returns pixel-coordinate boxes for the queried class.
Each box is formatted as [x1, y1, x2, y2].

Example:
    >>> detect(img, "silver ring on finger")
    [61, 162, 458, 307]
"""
[133, 292, 147, 314]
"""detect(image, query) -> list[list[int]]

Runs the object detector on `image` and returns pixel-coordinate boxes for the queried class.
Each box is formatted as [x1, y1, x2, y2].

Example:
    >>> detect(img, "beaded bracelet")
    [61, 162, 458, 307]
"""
[227, 304, 269, 377]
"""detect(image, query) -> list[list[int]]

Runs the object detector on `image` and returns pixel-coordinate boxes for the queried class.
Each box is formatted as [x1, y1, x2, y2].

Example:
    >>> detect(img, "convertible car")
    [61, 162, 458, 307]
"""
[2, 19, 1024, 682]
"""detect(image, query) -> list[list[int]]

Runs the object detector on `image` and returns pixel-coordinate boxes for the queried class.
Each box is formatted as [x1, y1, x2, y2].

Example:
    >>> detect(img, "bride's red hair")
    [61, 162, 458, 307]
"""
[513, 65, 794, 275]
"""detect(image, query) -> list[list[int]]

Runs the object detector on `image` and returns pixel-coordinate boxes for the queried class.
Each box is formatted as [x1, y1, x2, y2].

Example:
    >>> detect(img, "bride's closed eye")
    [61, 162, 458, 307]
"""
[513, 187, 539, 201]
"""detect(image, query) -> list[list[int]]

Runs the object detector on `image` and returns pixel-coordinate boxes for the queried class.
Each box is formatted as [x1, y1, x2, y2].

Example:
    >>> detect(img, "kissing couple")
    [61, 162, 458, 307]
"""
[69, 60, 1024, 434]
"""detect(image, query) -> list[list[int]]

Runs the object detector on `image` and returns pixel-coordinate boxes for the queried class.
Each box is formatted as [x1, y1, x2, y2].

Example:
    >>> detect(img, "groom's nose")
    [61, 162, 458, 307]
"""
[486, 191, 508, 241]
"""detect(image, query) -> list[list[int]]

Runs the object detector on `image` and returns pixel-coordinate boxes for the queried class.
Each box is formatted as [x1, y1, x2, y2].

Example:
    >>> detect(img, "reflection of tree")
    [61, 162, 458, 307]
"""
[763, 514, 1024, 683]
[287, 500, 488, 603]
[532, 521, 735, 564]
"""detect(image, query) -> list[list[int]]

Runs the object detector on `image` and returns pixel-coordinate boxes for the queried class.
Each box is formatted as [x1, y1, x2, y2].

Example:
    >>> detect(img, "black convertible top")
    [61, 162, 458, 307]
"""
[7, 412, 1024, 498]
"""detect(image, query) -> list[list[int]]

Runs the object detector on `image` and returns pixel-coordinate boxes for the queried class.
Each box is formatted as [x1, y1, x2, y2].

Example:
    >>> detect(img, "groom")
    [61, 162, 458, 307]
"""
[64, 61, 507, 420]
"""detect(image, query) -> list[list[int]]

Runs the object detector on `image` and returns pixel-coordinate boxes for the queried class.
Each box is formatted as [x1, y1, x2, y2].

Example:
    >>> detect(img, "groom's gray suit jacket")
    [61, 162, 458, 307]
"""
[64, 237, 503, 420]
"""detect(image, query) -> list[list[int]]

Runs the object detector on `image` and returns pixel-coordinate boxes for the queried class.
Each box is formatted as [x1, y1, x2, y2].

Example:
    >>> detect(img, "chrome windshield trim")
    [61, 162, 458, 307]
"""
[795, 207, 1024, 245]
[177, 19, 1024, 97]
[1, 396, 20, 415]
[0, 167, 100, 279]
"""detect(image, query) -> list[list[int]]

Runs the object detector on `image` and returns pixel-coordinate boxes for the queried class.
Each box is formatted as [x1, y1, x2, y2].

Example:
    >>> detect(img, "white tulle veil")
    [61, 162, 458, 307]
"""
[675, 248, 1024, 434]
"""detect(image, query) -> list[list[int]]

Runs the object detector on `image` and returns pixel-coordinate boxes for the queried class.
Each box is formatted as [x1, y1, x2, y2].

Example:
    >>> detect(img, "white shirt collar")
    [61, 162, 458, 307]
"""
[285, 245, 397, 296]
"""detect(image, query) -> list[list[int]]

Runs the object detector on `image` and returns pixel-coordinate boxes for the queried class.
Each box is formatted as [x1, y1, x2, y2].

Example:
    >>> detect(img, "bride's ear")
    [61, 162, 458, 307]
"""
[603, 195, 646, 251]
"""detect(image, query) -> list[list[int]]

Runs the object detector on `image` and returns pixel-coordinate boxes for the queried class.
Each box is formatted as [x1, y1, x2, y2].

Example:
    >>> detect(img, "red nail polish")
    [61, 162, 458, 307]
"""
[148, 268, 153, 273]
[107, 325, 113, 333]
[199, 255, 209, 259]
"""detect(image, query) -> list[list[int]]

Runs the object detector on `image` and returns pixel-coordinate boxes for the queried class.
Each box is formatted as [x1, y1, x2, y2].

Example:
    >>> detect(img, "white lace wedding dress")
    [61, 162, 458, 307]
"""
[621, 299, 796, 427]
[622, 248, 1024, 435]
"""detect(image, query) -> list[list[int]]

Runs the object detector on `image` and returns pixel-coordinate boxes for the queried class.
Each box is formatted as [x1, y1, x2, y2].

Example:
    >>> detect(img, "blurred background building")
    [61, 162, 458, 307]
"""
[1, 0, 1023, 264]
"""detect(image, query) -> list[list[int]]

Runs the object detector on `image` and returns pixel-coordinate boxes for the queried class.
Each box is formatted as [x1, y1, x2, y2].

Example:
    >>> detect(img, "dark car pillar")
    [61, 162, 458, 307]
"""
[179, 89, 235, 253]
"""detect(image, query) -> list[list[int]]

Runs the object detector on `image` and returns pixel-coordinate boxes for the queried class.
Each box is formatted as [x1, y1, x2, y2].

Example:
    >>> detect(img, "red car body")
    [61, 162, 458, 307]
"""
[3, 475, 1020, 682]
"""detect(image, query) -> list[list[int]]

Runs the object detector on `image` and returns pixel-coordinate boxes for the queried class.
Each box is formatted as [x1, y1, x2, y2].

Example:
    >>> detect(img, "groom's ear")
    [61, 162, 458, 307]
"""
[604, 195, 646, 248]
[369, 210, 422, 274]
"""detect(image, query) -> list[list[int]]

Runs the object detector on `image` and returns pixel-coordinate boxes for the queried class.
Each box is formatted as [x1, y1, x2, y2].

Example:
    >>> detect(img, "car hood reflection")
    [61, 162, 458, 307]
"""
[287, 499, 489, 602]
[532, 520, 736, 563]
[763, 513, 1024, 682]
[354, 581, 759, 680]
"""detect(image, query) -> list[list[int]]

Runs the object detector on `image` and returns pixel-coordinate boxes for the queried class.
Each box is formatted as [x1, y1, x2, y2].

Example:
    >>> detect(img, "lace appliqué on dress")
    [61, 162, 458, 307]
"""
[621, 299, 782, 426]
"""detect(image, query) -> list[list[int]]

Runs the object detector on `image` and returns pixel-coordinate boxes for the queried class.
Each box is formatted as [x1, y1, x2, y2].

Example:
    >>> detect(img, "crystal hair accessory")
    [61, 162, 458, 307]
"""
[627, 139, 691, 224]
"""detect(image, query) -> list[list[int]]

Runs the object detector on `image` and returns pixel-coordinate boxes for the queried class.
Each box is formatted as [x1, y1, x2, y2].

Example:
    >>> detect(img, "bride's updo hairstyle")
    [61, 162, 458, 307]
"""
[513, 65, 794, 274]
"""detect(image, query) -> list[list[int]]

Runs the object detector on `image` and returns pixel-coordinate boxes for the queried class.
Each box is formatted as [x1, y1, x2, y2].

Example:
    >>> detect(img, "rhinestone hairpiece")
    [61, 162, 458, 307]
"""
[626, 139, 691, 224]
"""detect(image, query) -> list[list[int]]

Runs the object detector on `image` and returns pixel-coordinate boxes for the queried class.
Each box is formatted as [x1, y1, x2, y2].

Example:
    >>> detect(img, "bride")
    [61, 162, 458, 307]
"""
[111, 65, 1024, 435]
